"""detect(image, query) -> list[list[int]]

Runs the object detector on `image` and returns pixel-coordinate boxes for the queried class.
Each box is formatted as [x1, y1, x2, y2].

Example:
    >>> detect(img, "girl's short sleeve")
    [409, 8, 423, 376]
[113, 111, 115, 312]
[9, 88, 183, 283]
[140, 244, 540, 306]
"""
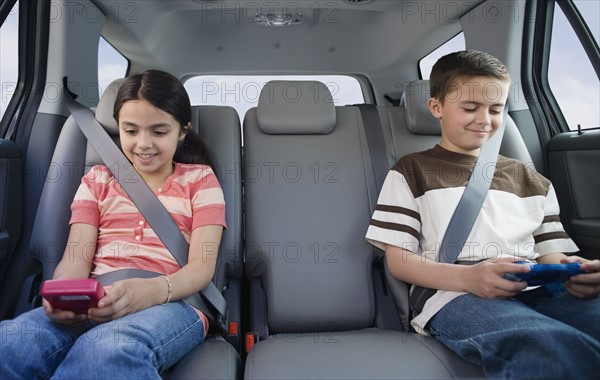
[190, 167, 227, 231]
[69, 166, 105, 227]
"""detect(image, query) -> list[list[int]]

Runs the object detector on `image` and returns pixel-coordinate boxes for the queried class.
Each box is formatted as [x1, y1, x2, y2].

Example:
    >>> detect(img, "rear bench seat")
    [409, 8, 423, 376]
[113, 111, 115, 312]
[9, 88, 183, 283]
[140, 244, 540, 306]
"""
[243, 80, 483, 379]
[27, 79, 242, 379]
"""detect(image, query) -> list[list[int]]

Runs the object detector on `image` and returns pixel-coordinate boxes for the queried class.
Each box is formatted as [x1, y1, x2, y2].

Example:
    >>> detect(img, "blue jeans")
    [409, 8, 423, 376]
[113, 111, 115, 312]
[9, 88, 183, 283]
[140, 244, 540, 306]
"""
[427, 288, 600, 379]
[0, 301, 205, 379]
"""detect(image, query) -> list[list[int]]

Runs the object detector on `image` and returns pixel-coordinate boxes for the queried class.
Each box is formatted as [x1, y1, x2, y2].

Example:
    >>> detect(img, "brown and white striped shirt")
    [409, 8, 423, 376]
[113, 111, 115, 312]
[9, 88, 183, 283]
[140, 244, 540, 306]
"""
[366, 145, 578, 333]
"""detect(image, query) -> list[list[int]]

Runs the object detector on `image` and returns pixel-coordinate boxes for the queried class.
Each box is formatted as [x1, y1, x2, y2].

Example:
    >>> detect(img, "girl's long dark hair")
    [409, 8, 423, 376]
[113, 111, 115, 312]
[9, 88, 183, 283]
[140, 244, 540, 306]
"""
[113, 69, 214, 168]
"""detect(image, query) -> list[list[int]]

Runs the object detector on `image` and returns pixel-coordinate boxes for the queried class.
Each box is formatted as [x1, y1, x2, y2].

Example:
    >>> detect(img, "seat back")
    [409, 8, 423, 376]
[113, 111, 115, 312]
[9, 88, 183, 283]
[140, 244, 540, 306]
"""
[244, 81, 382, 334]
[28, 80, 244, 332]
[190, 104, 243, 347]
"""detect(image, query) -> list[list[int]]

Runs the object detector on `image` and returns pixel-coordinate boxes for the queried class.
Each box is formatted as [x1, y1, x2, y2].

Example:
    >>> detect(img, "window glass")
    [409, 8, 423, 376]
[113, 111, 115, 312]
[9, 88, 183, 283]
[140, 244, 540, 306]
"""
[575, 0, 599, 42]
[0, 2, 19, 120]
[98, 37, 128, 99]
[419, 32, 465, 79]
[548, 2, 599, 130]
[184, 75, 364, 123]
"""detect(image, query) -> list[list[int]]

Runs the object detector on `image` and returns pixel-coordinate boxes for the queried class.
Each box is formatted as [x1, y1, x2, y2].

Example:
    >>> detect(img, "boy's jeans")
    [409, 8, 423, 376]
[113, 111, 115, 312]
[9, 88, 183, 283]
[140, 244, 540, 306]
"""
[0, 301, 205, 379]
[427, 288, 600, 379]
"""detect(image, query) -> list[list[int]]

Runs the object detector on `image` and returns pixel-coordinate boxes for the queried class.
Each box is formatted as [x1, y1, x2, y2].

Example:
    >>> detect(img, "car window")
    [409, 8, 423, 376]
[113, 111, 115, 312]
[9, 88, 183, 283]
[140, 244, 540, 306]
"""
[548, 0, 599, 131]
[184, 75, 364, 123]
[98, 37, 128, 99]
[0, 1, 19, 121]
[419, 32, 465, 80]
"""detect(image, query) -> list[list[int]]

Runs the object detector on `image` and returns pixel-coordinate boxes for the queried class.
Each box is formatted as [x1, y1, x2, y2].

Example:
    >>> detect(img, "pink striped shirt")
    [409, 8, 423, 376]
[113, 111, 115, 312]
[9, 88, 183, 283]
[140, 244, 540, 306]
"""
[69, 163, 226, 332]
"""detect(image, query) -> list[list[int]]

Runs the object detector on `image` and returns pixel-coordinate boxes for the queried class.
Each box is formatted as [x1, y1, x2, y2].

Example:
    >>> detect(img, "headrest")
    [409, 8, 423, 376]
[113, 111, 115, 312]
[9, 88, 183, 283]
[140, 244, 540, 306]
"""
[400, 80, 440, 135]
[257, 81, 336, 135]
[95, 78, 125, 135]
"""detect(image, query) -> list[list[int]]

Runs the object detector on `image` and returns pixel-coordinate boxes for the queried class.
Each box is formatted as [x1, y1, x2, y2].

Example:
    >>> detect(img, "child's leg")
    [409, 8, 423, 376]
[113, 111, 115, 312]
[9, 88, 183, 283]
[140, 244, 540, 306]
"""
[517, 287, 600, 340]
[0, 307, 92, 380]
[426, 294, 600, 379]
[52, 301, 204, 379]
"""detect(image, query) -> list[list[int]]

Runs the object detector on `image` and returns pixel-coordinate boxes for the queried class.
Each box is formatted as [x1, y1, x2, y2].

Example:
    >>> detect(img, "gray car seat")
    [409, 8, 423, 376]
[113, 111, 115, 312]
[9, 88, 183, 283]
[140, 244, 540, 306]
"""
[26, 79, 243, 379]
[243, 80, 483, 379]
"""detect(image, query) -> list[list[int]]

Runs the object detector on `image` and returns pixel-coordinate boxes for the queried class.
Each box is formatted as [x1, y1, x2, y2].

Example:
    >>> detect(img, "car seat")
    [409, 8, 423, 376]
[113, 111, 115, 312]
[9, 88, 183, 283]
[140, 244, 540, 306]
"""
[242, 80, 484, 379]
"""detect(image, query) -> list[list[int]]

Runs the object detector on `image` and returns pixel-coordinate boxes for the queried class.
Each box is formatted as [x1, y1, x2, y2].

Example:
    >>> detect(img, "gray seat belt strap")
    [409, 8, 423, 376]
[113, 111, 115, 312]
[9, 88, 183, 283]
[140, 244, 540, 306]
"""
[63, 85, 227, 331]
[410, 110, 507, 316]
[357, 104, 388, 194]
[438, 120, 505, 264]
[95, 268, 163, 286]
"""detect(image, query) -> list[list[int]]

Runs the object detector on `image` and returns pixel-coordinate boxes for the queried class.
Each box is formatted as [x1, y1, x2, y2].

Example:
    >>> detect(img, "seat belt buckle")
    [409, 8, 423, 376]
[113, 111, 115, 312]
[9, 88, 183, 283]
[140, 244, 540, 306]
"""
[245, 332, 258, 353]
[228, 321, 238, 336]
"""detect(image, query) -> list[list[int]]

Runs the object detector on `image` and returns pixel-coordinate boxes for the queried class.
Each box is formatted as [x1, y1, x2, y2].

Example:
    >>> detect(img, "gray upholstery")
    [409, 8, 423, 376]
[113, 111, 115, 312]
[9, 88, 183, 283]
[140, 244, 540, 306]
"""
[168, 337, 243, 380]
[245, 105, 376, 332]
[191, 105, 244, 283]
[257, 81, 336, 135]
[95, 79, 123, 134]
[245, 328, 480, 380]
[243, 81, 483, 379]
[29, 80, 242, 379]
[400, 80, 440, 135]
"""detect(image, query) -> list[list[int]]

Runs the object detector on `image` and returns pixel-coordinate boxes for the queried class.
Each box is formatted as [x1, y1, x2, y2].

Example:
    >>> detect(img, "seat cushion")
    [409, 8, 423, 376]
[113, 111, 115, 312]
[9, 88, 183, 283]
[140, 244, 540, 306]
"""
[168, 337, 242, 379]
[244, 328, 483, 379]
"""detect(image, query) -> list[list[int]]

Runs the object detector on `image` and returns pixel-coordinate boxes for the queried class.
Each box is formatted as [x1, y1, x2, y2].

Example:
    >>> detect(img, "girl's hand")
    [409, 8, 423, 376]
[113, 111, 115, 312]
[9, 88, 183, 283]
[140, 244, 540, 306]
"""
[87, 277, 163, 323]
[43, 298, 88, 325]
[463, 258, 529, 299]
[561, 256, 600, 298]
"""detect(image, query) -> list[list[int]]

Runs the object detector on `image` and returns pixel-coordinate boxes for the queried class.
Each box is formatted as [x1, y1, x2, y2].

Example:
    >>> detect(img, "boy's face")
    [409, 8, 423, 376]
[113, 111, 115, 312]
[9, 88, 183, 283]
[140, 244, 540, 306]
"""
[427, 76, 510, 156]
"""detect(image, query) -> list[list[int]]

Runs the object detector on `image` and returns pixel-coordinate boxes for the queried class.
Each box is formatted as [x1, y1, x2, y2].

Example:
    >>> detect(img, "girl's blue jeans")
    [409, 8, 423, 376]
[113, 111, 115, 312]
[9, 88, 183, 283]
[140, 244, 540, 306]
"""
[0, 301, 204, 379]
[427, 287, 600, 379]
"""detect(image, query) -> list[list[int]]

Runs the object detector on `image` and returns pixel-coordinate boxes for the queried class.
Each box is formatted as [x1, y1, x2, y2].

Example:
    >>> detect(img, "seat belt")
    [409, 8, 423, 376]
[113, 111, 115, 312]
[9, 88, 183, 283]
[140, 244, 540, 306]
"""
[357, 104, 388, 193]
[409, 111, 507, 317]
[62, 84, 228, 332]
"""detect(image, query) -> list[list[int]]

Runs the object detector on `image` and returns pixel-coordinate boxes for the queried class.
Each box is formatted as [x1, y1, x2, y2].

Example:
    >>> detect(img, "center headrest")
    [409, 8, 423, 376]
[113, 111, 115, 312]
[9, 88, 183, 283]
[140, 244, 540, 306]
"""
[400, 80, 440, 135]
[257, 81, 336, 135]
[95, 78, 125, 136]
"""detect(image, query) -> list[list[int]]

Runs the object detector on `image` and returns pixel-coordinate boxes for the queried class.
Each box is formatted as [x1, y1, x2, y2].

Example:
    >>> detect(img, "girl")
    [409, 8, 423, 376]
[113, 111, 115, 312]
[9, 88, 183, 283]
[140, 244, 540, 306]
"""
[0, 70, 226, 379]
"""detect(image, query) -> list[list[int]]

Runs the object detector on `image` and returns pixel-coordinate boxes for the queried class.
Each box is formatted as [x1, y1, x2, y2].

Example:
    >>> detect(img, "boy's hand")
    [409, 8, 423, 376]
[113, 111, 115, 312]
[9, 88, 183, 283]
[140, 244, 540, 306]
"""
[87, 277, 162, 323]
[43, 298, 88, 325]
[561, 256, 600, 298]
[464, 258, 529, 299]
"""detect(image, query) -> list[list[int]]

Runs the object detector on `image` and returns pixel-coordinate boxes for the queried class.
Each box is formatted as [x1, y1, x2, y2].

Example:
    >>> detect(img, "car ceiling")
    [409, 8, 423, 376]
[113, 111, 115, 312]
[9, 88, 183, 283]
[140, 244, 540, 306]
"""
[95, 0, 481, 82]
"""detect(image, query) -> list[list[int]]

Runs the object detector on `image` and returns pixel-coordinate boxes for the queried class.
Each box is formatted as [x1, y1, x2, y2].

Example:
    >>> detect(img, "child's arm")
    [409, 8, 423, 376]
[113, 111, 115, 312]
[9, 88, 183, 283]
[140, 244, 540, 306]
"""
[88, 225, 223, 322]
[386, 244, 530, 299]
[43, 223, 98, 323]
[53, 223, 97, 279]
[159, 224, 224, 301]
[538, 252, 600, 298]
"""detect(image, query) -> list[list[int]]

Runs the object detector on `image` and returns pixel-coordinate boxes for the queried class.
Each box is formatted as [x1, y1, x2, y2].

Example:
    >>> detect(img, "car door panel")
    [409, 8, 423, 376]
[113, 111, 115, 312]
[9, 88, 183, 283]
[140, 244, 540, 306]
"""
[548, 130, 600, 259]
[0, 139, 22, 284]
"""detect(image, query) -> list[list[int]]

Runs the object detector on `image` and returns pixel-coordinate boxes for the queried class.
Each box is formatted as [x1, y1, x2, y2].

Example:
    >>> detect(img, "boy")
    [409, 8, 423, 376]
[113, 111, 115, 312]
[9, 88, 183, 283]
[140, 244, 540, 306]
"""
[366, 50, 599, 378]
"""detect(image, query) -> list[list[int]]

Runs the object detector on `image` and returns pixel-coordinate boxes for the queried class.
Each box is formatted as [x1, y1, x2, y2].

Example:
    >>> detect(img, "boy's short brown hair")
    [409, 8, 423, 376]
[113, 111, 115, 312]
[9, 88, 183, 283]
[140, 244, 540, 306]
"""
[429, 50, 511, 103]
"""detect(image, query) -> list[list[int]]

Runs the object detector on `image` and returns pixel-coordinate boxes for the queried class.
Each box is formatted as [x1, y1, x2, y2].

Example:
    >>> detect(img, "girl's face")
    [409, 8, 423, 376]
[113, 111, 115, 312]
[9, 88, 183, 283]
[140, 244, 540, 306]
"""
[118, 98, 186, 184]
[427, 76, 510, 156]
